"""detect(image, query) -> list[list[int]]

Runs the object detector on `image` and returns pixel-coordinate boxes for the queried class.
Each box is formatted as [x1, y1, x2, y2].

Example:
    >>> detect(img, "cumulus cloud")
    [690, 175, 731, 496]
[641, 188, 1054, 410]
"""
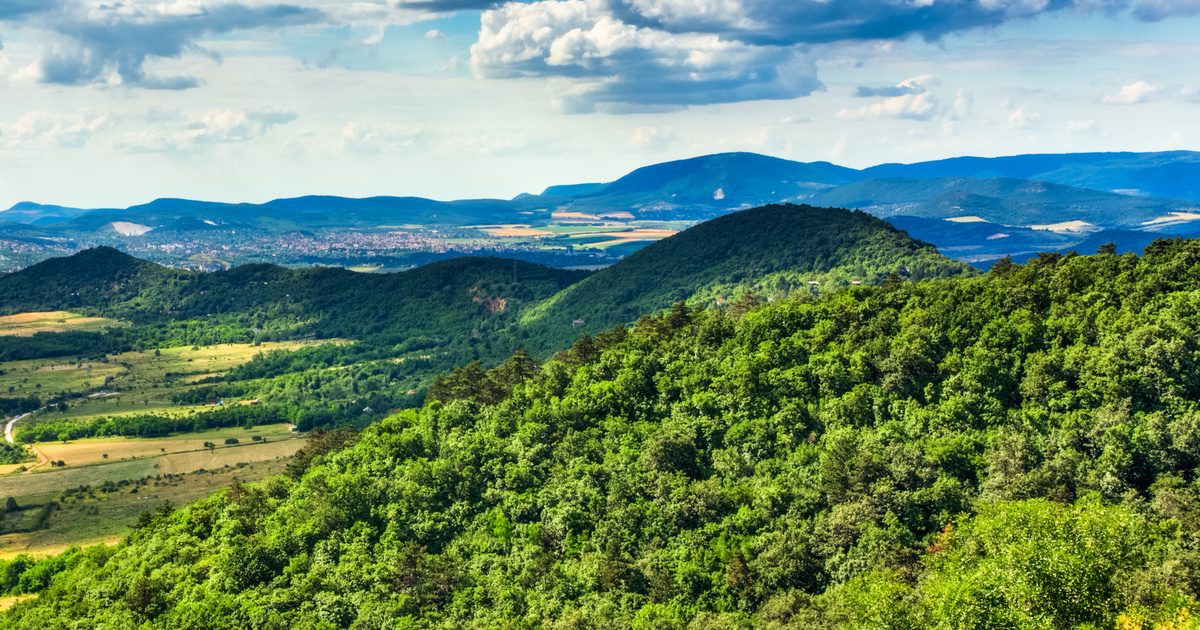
[837, 92, 939, 121]
[948, 88, 973, 120]
[470, 0, 821, 112]
[0, 111, 113, 148]
[114, 108, 297, 151]
[465, 0, 1200, 111]
[1103, 80, 1163, 104]
[340, 122, 424, 152]
[1007, 107, 1042, 129]
[4, 1, 325, 89]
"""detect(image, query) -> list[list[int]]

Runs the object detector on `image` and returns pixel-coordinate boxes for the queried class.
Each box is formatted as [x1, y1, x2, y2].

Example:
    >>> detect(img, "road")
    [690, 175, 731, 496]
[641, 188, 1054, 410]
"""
[4, 412, 31, 444]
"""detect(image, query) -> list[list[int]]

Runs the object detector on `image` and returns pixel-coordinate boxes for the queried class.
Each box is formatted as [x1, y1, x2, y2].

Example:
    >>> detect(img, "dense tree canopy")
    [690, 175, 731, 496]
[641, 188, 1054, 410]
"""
[6, 238, 1200, 627]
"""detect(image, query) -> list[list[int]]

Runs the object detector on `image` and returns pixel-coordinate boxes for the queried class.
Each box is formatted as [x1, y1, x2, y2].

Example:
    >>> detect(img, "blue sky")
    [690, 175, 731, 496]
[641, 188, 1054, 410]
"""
[0, 0, 1198, 208]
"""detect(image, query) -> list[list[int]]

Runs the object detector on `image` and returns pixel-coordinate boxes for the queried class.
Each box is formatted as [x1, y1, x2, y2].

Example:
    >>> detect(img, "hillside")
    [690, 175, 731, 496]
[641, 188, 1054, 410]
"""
[563, 152, 863, 218]
[520, 204, 973, 350]
[0, 247, 180, 313]
[806, 176, 1196, 228]
[884, 215, 1077, 264]
[0, 248, 584, 333]
[864, 150, 1200, 201]
[6, 239, 1200, 626]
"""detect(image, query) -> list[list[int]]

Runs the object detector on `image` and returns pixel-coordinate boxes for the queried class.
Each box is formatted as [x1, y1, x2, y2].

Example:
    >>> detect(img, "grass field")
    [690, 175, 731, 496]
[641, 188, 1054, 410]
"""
[0, 335, 328, 560]
[0, 426, 303, 500]
[565, 228, 679, 250]
[0, 359, 125, 396]
[0, 340, 332, 432]
[477, 225, 554, 238]
[0, 311, 120, 337]
[0, 427, 306, 557]
[31, 424, 297, 468]
[0, 456, 298, 559]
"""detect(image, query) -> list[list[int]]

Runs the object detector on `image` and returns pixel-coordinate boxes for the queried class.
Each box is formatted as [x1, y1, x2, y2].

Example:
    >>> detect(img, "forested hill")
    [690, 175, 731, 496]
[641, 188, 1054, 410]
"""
[0, 246, 178, 311]
[520, 204, 973, 351]
[0, 247, 587, 339]
[7, 239, 1200, 626]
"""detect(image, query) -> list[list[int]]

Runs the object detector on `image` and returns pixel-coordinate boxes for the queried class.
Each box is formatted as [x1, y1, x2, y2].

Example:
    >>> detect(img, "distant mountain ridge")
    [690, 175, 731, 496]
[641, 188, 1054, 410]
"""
[10, 150, 1199, 226]
[3, 150, 1199, 267]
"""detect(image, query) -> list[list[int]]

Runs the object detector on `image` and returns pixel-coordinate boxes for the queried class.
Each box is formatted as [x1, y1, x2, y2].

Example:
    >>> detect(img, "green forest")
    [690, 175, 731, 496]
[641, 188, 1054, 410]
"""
[5, 232, 1200, 627]
[0, 206, 970, 444]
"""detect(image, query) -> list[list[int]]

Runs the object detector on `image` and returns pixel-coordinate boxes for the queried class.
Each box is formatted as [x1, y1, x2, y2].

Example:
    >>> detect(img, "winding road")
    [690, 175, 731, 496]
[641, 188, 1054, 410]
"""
[4, 412, 31, 444]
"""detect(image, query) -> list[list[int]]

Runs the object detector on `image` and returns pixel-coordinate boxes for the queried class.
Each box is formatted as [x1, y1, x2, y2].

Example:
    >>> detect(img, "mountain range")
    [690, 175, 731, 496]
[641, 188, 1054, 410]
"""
[2, 150, 1199, 269]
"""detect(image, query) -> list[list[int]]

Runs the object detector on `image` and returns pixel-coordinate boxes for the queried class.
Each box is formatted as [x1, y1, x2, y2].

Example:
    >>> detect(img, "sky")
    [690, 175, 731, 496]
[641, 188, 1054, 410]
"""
[0, 0, 1198, 209]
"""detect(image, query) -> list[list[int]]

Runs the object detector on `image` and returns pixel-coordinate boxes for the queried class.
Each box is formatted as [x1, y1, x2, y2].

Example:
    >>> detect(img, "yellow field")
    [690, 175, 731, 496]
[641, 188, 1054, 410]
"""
[0, 311, 119, 337]
[480, 225, 554, 238]
[0, 359, 125, 396]
[569, 228, 679, 249]
[0, 454, 298, 559]
[0, 411, 306, 559]
[0, 340, 324, 398]
[0, 429, 304, 500]
[30, 424, 296, 468]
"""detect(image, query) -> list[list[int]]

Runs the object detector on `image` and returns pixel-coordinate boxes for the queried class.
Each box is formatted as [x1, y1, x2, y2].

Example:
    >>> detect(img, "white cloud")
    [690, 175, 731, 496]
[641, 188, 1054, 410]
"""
[114, 108, 297, 152]
[854, 74, 937, 98]
[470, 0, 821, 112]
[340, 122, 424, 152]
[948, 88, 974, 120]
[0, 110, 113, 148]
[1007, 107, 1042, 129]
[1103, 80, 1162, 104]
[837, 92, 939, 121]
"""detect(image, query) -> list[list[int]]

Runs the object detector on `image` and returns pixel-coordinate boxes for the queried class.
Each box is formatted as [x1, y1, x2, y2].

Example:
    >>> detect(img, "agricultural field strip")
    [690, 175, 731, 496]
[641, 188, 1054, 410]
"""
[0, 457, 295, 560]
[0, 434, 305, 501]
[0, 311, 120, 337]
[1, 340, 335, 432]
